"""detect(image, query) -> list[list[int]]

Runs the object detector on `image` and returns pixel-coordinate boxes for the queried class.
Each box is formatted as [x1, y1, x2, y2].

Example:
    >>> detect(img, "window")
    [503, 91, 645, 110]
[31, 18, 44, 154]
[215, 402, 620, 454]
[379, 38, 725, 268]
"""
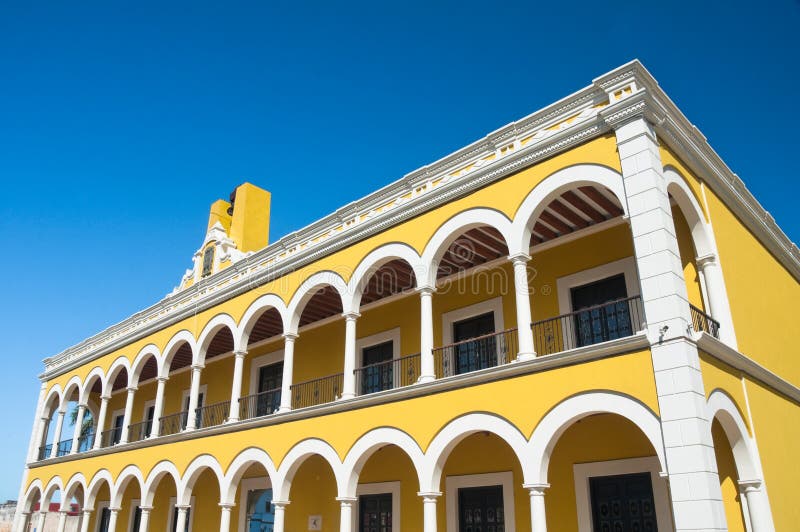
[361, 341, 394, 394]
[201, 246, 215, 278]
[144, 404, 155, 438]
[130, 503, 142, 532]
[181, 390, 205, 429]
[452, 312, 496, 375]
[97, 505, 111, 532]
[256, 362, 283, 416]
[246, 488, 275, 531]
[570, 274, 631, 347]
[589, 473, 657, 532]
[457, 485, 504, 532]
[111, 413, 124, 445]
[359, 493, 392, 532]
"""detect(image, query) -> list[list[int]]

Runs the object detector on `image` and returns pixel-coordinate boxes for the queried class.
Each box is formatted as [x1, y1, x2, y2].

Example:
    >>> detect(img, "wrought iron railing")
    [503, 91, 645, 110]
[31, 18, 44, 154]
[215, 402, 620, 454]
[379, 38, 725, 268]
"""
[127, 420, 151, 443]
[77, 429, 95, 453]
[100, 427, 120, 448]
[690, 304, 720, 339]
[55, 438, 72, 457]
[196, 401, 230, 428]
[38, 443, 52, 461]
[291, 373, 343, 409]
[433, 328, 519, 379]
[354, 353, 421, 395]
[532, 296, 645, 356]
[159, 411, 187, 437]
[239, 388, 282, 420]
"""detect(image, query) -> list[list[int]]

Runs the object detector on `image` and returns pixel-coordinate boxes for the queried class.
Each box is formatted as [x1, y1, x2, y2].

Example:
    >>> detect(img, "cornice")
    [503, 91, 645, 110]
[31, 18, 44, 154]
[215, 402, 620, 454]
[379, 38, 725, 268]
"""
[40, 59, 799, 380]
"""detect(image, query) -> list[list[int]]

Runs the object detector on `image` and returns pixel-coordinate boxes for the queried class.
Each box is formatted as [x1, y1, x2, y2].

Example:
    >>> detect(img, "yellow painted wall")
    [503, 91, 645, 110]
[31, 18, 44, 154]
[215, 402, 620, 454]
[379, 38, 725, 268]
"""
[711, 419, 747, 532]
[742, 378, 800, 530]
[698, 353, 749, 431]
[672, 205, 705, 310]
[660, 147, 800, 386]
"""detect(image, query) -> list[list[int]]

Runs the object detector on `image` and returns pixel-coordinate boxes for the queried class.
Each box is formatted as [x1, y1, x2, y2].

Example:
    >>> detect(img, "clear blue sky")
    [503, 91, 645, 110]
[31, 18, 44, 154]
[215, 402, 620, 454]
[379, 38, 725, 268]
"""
[0, 1, 797, 500]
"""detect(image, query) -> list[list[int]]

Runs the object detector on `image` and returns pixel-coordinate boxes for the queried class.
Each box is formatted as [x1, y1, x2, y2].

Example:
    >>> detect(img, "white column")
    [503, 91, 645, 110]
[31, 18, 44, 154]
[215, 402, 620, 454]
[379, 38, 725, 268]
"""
[272, 501, 289, 532]
[418, 491, 440, 532]
[107, 508, 119, 532]
[70, 404, 87, 454]
[341, 313, 359, 399]
[56, 510, 68, 532]
[697, 254, 737, 348]
[525, 483, 549, 531]
[174, 505, 190, 532]
[49, 409, 66, 458]
[185, 365, 203, 431]
[337, 497, 357, 532]
[227, 351, 247, 422]
[35, 511, 47, 532]
[35, 415, 50, 459]
[279, 334, 297, 413]
[150, 377, 167, 438]
[417, 287, 436, 383]
[739, 480, 774, 532]
[119, 386, 137, 444]
[79, 509, 93, 532]
[93, 396, 110, 449]
[219, 503, 234, 532]
[138, 506, 152, 532]
[16, 511, 31, 532]
[25, 382, 47, 463]
[510, 253, 536, 361]
[609, 109, 727, 530]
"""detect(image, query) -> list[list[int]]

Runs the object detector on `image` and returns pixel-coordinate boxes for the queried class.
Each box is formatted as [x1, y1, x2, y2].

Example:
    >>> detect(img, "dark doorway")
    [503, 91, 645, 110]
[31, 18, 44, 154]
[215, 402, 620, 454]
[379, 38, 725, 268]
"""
[570, 274, 631, 347]
[359, 493, 392, 532]
[590, 472, 657, 532]
[361, 341, 394, 394]
[452, 312, 496, 374]
[257, 362, 283, 416]
[457, 485, 504, 532]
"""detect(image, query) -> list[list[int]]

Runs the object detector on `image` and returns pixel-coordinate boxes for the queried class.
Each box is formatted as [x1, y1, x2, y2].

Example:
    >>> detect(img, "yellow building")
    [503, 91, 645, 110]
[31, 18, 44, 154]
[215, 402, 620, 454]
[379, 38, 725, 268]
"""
[14, 61, 800, 532]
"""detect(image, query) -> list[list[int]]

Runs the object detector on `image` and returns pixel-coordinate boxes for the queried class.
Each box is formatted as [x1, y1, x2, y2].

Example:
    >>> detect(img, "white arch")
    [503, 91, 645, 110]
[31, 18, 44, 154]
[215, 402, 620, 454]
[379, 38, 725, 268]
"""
[527, 392, 666, 484]
[274, 438, 344, 501]
[161, 330, 197, 377]
[707, 390, 759, 480]
[143, 460, 182, 507]
[63, 473, 87, 503]
[130, 345, 162, 387]
[420, 209, 514, 287]
[346, 243, 424, 312]
[102, 357, 131, 396]
[42, 476, 64, 509]
[196, 313, 241, 365]
[664, 166, 714, 258]
[21, 479, 43, 512]
[43, 384, 64, 414]
[342, 427, 425, 497]
[286, 271, 350, 332]
[420, 413, 531, 493]
[238, 294, 289, 347]
[110, 465, 145, 508]
[509, 163, 627, 256]
[80, 367, 106, 405]
[86, 470, 114, 508]
[63, 376, 83, 405]
[220, 448, 279, 505]
[179, 455, 225, 506]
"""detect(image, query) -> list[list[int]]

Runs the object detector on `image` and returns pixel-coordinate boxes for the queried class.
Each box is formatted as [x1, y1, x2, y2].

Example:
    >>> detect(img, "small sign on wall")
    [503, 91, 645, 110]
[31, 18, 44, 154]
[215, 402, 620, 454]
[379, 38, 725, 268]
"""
[308, 515, 322, 530]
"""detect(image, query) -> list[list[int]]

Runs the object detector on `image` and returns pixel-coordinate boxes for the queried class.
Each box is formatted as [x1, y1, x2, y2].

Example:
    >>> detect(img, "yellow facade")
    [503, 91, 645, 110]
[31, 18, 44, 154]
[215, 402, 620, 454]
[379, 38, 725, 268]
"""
[16, 61, 799, 532]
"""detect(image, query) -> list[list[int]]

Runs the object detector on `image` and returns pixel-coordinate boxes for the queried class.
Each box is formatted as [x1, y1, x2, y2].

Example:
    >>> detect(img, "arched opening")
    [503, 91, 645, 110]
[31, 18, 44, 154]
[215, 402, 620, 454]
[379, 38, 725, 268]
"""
[711, 418, 748, 531]
[227, 460, 275, 531]
[283, 454, 340, 532]
[195, 322, 236, 429]
[81, 371, 105, 451]
[128, 353, 159, 441]
[37, 391, 62, 460]
[86, 474, 113, 532]
[523, 183, 642, 356]
[545, 413, 671, 532]
[182, 465, 223, 532]
[238, 306, 286, 420]
[290, 281, 346, 408]
[160, 339, 194, 436]
[19, 483, 42, 530]
[143, 464, 181, 532]
[111, 470, 143, 532]
[56, 381, 81, 457]
[100, 364, 130, 447]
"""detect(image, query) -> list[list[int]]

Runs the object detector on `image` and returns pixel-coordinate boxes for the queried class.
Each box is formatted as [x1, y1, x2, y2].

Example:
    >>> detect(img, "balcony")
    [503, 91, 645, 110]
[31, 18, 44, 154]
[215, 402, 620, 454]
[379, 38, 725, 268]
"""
[690, 304, 720, 339]
[291, 373, 343, 409]
[434, 329, 519, 378]
[239, 388, 281, 421]
[354, 353, 421, 395]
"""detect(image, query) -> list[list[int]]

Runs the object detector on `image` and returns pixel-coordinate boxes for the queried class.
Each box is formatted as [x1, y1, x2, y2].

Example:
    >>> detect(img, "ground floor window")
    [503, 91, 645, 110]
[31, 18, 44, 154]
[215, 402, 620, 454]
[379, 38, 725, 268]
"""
[97, 506, 111, 532]
[359, 492, 392, 532]
[245, 488, 275, 531]
[589, 472, 657, 532]
[457, 485, 504, 532]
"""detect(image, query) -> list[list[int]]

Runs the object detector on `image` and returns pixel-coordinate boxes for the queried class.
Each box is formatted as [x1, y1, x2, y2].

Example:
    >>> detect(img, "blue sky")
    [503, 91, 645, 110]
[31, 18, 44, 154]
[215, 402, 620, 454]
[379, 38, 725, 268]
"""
[0, 1, 798, 500]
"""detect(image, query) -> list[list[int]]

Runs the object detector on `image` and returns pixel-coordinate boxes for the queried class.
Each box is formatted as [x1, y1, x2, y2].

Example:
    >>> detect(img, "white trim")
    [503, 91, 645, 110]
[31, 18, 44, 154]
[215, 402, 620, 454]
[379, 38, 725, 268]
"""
[127, 499, 140, 532]
[444, 471, 515, 532]
[441, 297, 505, 346]
[556, 257, 639, 315]
[167, 495, 195, 532]
[353, 481, 401, 532]
[573, 457, 672, 532]
[248, 350, 285, 396]
[236, 476, 271, 532]
[95, 500, 109, 532]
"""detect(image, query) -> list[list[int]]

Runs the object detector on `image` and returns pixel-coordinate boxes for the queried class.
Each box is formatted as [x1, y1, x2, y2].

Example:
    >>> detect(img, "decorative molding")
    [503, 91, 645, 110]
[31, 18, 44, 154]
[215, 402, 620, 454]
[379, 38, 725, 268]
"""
[39, 59, 799, 383]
